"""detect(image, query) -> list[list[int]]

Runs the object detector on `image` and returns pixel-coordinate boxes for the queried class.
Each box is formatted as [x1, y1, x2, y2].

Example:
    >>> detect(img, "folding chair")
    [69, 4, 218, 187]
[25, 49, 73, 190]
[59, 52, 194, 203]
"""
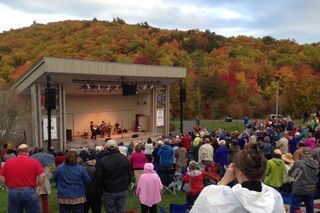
[157, 164, 177, 195]
[169, 203, 189, 213]
[202, 163, 221, 186]
[130, 169, 144, 196]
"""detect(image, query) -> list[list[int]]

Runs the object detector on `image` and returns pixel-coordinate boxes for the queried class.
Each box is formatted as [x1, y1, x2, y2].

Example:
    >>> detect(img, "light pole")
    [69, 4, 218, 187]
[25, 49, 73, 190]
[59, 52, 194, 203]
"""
[275, 74, 280, 125]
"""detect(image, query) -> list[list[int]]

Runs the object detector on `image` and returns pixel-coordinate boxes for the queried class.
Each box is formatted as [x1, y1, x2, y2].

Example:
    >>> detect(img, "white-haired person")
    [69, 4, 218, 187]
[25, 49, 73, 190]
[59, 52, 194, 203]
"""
[214, 140, 229, 177]
[182, 161, 204, 209]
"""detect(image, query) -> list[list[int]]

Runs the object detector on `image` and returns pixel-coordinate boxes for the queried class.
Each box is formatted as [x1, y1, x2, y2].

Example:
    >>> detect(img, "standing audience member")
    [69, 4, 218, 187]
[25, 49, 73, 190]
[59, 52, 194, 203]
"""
[276, 132, 288, 154]
[152, 141, 163, 165]
[136, 163, 163, 213]
[1, 144, 8, 162]
[191, 144, 284, 213]
[118, 142, 128, 157]
[198, 137, 214, 166]
[175, 142, 187, 173]
[228, 139, 240, 163]
[214, 140, 229, 177]
[31, 148, 55, 213]
[3, 148, 16, 162]
[54, 150, 91, 213]
[95, 140, 131, 213]
[158, 139, 174, 166]
[263, 136, 273, 160]
[280, 153, 294, 193]
[289, 132, 301, 154]
[264, 149, 286, 190]
[289, 147, 319, 213]
[182, 161, 204, 209]
[84, 156, 101, 213]
[0, 144, 45, 213]
[144, 138, 154, 162]
[293, 142, 305, 161]
[55, 151, 65, 166]
[182, 133, 192, 152]
[304, 132, 316, 150]
[130, 143, 147, 171]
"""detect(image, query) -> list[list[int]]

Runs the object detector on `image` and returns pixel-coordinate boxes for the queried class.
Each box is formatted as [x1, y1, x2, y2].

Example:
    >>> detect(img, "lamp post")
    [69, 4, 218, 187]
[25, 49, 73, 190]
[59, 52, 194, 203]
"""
[275, 74, 280, 125]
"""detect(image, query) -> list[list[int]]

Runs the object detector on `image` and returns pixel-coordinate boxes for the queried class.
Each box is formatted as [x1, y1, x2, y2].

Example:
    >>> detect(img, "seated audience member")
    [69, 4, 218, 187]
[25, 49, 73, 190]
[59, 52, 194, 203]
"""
[182, 161, 203, 209]
[136, 163, 163, 213]
[191, 144, 284, 213]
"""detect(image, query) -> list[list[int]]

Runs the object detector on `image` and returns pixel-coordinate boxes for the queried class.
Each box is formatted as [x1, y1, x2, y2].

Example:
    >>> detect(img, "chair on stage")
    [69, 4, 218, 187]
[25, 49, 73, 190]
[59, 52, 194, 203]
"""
[157, 164, 177, 195]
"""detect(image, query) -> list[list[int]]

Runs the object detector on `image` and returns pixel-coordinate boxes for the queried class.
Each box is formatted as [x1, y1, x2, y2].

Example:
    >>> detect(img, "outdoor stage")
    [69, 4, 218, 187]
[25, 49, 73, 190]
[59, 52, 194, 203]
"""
[66, 131, 162, 150]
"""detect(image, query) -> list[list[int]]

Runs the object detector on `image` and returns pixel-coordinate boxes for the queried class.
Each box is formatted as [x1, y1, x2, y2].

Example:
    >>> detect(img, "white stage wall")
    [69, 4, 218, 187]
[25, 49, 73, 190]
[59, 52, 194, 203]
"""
[66, 94, 150, 137]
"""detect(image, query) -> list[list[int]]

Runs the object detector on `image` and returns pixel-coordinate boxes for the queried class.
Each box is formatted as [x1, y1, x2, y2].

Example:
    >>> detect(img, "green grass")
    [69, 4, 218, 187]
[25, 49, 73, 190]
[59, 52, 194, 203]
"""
[171, 119, 305, 133]
[0, 185, 186, 212]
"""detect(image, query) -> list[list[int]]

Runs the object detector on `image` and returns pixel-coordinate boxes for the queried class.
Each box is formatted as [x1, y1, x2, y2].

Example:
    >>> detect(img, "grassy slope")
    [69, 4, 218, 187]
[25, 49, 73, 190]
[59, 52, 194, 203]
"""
[171, 119, 304, 133]
[0, 186, 186, 212]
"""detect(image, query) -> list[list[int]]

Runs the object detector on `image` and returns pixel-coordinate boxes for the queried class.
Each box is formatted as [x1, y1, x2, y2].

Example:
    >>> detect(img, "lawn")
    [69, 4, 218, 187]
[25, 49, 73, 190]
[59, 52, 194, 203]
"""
[0, 185, 186, 212]
[171, 119, 305, 133]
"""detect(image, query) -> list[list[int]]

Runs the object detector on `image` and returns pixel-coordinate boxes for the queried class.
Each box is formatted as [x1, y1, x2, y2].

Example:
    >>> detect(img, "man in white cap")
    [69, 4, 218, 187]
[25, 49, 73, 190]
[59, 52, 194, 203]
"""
[0, 144, 45, 213]
[95, 139, 131, 213]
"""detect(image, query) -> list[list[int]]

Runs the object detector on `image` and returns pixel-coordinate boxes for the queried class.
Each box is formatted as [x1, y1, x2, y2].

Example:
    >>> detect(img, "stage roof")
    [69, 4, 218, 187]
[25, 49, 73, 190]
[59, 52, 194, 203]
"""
[12, 57, 187, 94]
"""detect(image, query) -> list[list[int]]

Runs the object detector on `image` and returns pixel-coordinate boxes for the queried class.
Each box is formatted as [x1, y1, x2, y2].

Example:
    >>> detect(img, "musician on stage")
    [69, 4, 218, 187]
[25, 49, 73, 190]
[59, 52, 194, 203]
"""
[99, 121, 108, 138]
[90, 121, 97, 140]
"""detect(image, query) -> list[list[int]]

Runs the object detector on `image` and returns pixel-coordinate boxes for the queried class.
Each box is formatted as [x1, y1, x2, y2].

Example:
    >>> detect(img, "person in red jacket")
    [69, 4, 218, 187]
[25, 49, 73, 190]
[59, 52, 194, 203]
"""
[182, 160, 204, 209]
[55, 151, 65, 167]
[182, 133, 192, 151]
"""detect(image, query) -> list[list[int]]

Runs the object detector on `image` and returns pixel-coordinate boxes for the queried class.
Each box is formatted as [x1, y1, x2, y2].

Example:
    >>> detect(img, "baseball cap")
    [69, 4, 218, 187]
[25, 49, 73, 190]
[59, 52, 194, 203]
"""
[106, 139, 118, 149]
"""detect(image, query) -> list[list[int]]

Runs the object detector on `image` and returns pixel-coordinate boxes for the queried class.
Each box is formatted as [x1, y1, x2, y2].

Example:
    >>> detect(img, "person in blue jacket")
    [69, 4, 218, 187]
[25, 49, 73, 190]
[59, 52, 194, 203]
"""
[54, 150, 91, 213]
[158, 139, 174, 166]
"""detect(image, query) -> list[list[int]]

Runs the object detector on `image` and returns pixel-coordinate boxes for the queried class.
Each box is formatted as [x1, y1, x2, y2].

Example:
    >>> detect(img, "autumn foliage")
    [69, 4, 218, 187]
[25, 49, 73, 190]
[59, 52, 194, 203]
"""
[0, 19, 319, 119]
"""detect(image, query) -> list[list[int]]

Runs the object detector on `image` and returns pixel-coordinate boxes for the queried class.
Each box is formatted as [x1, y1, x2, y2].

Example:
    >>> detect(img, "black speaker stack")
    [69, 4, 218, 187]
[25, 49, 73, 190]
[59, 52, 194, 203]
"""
[45, 88, 56, 110]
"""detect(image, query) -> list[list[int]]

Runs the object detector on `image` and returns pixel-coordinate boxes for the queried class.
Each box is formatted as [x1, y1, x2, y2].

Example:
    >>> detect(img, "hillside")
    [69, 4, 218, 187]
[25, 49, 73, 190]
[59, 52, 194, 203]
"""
[0, 19, 320, 119]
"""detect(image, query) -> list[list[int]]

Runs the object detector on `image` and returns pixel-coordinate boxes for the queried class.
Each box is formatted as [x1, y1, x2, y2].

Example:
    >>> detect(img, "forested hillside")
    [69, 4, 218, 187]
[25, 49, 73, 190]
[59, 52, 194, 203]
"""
[0, 19, 319, 119]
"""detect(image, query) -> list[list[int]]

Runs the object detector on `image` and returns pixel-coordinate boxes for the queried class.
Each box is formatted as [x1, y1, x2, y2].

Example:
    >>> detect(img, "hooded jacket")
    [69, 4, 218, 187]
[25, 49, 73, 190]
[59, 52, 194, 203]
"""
[158, 144, 174, 165]
[190, 183, 284, 213]
[264, 158, 286, 188]
[289, 157, 319, 195]
[136, 163, 163, 207]
[182, 169, 203, 196]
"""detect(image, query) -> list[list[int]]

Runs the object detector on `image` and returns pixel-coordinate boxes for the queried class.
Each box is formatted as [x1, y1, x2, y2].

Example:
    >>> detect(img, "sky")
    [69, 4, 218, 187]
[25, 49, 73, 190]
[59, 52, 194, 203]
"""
[0, 0, 319, 44]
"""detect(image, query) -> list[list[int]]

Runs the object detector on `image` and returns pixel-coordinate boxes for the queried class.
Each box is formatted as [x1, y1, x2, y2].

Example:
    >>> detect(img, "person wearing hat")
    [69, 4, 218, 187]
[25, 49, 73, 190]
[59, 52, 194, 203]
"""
[280, 153, 294, 193]
[264, 149, 286, 190]
[289, 147, 319, 213]
[95, 139, 131, 213]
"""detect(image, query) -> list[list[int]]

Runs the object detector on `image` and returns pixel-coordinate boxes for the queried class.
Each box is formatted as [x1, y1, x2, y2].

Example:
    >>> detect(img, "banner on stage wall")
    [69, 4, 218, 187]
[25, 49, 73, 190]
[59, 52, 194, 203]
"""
[43, 116, 58, 140]
[156, 109, 164, 127]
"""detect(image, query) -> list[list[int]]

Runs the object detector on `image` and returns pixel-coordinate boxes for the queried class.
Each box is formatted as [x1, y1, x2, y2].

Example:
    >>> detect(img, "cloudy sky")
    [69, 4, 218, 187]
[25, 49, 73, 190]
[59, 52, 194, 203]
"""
[0, 0, 319, 44]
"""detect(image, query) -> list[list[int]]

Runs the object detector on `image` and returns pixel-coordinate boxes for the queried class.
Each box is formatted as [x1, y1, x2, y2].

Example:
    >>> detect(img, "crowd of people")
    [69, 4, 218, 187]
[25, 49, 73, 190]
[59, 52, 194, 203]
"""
[0, 114, 320, 213]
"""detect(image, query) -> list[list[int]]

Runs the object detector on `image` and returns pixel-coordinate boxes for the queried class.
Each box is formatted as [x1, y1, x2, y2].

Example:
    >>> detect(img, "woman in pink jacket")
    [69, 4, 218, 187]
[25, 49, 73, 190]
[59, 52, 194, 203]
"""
[136, 163, 163, 213]
[130, 143, 147, 171]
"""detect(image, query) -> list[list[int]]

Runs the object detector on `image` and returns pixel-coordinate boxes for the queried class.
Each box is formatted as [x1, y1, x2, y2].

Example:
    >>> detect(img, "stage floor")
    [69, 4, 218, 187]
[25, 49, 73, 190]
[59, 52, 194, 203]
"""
[66, 131, 162, 150]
